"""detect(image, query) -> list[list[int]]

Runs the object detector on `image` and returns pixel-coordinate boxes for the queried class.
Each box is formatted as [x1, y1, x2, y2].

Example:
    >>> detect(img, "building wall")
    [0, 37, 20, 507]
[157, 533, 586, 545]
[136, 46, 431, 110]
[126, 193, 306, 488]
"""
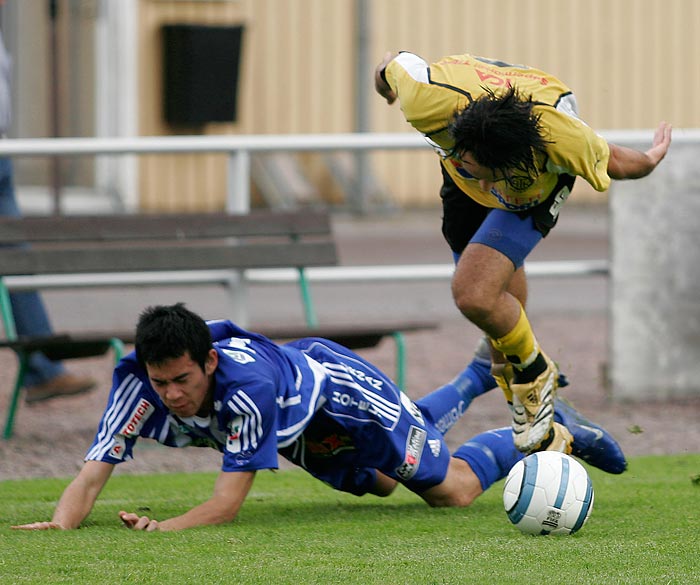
[8, 0, 96, 189]
[137, 0, 356, 210]
[371, 0, 700, 206]
[9, 1, 699, 210]
[137, 0, 700, 210]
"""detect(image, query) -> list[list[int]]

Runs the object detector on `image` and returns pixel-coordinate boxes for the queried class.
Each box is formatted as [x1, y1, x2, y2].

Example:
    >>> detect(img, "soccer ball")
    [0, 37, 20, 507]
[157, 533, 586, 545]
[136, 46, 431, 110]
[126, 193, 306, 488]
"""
[503, 451, 594, 535]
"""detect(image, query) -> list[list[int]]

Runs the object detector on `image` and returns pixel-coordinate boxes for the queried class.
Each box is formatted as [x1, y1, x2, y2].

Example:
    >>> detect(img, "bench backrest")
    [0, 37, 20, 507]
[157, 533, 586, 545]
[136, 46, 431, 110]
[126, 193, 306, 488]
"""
[0, 210, 337, 276]
[0, 210, 336, 337]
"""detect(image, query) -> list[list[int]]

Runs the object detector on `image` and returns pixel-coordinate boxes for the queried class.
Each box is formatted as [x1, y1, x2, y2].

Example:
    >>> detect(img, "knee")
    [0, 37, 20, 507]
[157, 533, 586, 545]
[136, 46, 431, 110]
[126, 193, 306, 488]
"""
[451, 281, 497, 324]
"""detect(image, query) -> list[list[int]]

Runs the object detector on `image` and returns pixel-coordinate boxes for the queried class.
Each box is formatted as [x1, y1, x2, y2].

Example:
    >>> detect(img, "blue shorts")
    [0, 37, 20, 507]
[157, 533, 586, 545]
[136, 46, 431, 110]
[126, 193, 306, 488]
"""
[440, 165, 575, 268]
[281, 338, 452, 496]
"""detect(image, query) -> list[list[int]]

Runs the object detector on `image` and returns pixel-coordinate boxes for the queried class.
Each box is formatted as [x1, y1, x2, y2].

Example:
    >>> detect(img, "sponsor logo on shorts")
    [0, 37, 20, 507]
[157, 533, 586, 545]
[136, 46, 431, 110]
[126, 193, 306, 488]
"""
[118, 398, 154, 437]
[435, 401, 466, 434]
[332, 363, 384, 391]
[548, 184, 571, 219]
[395, 426, 427, 481]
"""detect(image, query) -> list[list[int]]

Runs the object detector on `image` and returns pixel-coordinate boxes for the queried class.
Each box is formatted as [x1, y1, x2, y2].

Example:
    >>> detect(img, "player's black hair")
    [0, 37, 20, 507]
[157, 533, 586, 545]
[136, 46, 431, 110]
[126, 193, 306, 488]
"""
[448, 86, 552, 186]
[135, 303, 213, 371]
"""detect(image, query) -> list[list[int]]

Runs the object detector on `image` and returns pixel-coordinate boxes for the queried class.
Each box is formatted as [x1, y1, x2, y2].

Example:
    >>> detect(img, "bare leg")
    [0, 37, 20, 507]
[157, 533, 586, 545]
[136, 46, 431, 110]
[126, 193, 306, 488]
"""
[418, 458, 484, 508]
[370, 471, 398, 497]
[452, 243, 522, 337]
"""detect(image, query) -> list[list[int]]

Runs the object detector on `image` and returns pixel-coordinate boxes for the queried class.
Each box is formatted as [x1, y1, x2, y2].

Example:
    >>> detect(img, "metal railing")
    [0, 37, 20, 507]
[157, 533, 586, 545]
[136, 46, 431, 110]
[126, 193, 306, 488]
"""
[0, 131, 622, 328]
[2, 129, 695, 213]
[4, 128, 682, 287]
[2, 259, 610, 294]
[0, 133, 429, 213]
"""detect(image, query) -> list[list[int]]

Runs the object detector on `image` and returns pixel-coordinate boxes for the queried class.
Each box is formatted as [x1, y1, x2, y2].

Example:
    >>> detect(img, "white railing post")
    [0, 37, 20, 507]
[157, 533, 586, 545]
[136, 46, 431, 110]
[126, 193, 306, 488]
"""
[225, 149, 251, 325]
[227, 149, 251, 214]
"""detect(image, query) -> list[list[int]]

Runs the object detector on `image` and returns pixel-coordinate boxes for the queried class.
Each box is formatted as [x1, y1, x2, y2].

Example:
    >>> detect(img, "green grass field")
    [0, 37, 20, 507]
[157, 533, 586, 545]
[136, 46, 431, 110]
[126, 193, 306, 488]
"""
[2, 454, 698, 585]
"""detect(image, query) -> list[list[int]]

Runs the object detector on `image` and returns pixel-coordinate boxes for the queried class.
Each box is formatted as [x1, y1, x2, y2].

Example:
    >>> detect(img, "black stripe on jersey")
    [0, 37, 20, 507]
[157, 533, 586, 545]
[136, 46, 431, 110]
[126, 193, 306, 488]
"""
[427, 67, 474, 102]
[424, 126, 450, 139]
[552, 91, 574, 109]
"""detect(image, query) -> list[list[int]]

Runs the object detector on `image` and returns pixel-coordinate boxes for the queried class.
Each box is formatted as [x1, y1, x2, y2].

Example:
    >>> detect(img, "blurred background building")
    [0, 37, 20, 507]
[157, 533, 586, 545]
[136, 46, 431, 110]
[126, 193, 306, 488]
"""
[1, 0, 698, 213]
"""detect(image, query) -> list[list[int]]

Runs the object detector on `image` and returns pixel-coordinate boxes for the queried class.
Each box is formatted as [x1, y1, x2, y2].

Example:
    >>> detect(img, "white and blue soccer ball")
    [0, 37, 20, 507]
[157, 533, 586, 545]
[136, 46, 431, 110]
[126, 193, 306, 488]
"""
[503, 451, 594, 535]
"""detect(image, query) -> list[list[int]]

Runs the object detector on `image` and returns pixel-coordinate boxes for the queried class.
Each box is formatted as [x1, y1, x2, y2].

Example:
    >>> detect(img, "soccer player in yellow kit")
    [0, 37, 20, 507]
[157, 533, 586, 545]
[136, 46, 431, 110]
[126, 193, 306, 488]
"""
[375, 51, 672, 454]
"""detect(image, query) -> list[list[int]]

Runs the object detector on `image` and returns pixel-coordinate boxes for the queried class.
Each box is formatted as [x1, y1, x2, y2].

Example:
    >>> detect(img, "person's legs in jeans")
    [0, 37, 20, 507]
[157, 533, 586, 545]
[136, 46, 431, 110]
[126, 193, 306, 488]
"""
[0, 157, 95, 399]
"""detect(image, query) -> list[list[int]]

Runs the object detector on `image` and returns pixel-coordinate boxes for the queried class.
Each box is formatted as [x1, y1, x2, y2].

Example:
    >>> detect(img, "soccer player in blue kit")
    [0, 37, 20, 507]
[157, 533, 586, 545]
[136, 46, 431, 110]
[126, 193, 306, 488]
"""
[12, 304, 625, 532]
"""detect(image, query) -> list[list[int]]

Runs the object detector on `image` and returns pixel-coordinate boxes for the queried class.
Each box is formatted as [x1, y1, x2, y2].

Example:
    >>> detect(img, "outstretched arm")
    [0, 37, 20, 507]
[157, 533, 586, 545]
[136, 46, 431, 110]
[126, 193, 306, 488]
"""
[119, 470, 256, 532]
[12, 460, 114, 530]
[607, 121, 672, 180]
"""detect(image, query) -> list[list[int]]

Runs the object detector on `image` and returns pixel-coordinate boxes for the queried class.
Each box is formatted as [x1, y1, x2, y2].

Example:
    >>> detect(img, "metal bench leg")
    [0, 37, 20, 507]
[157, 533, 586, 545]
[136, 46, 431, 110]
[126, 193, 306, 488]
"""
[2, 339, 124, 440]
[109, 337, 125, 363]
[3, 352, 29, 440]
[392, 331, 406, 390]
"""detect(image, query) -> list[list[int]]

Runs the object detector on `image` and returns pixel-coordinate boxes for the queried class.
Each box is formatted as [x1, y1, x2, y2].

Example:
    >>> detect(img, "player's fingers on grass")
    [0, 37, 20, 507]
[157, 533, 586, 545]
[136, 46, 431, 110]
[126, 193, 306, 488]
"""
[11, 521, 61, 530]
[119, 510, 141, 528]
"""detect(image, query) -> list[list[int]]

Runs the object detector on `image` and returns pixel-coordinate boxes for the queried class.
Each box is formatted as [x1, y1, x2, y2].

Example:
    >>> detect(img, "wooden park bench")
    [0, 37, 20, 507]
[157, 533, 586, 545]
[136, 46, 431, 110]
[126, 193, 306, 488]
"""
[0, 210, 437, 439]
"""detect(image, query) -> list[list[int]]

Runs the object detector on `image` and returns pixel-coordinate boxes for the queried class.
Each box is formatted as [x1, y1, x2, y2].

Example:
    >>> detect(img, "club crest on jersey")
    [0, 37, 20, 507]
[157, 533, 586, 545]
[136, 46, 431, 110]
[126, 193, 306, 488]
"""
[396, 426, 427, 481]
[226, 416, 244, 454]
[224, 337, 257, 353]
[508, 175, 535, 191]
[222, 348, 256, 365]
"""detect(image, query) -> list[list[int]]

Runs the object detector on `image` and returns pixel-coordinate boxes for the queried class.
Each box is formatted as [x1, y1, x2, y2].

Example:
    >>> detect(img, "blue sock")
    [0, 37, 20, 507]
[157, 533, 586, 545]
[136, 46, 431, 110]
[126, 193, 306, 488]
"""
[416, 357, 494, 436]
[453, 427, 523, 491]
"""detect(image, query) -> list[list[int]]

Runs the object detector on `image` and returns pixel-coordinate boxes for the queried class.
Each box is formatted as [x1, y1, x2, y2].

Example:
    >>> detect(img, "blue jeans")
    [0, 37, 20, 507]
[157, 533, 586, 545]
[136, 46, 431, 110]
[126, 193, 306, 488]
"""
[0, 157, 64, 386]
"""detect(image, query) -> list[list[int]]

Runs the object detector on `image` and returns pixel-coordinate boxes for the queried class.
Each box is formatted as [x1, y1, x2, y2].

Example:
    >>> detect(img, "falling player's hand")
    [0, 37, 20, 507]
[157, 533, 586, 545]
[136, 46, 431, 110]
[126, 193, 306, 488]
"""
[11, 521, 65, 530]
[119, 510, 160, 531]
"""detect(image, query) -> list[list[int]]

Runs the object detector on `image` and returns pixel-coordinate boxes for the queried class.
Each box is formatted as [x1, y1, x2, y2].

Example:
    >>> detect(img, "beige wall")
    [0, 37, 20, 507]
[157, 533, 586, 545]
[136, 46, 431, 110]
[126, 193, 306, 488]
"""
[10, 0, 96, 188]
[138, 0, 356, 210]
[137, 0, 700, 210]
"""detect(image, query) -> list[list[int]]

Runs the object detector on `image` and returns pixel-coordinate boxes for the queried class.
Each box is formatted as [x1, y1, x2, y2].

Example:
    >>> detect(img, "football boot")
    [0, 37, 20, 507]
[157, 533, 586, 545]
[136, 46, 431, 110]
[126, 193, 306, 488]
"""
[554, 397, 627, 474]
[509, 351, 559, 453]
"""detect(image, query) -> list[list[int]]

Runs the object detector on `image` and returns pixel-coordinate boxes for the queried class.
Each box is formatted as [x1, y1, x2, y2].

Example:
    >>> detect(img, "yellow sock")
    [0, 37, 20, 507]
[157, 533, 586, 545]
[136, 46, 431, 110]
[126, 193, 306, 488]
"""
[491, 362, 514, 402]
[491, 305, 539, 369]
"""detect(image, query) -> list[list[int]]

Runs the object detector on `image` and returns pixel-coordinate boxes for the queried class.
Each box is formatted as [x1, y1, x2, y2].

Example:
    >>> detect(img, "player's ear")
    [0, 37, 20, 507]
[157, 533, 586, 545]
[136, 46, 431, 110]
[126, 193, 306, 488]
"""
[205, 349, 218, 375]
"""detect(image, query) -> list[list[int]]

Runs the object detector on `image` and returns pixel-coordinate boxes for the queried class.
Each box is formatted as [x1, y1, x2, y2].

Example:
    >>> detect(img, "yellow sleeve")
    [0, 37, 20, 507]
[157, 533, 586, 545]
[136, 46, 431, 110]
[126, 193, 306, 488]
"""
[539, 107, 611, 192]
[385, 53, 468, 137]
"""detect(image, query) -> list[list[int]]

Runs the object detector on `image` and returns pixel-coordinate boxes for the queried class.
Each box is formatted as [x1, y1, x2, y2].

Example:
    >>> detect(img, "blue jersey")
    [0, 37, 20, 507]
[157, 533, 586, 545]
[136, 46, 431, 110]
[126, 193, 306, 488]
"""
[86, 320, 451, 495]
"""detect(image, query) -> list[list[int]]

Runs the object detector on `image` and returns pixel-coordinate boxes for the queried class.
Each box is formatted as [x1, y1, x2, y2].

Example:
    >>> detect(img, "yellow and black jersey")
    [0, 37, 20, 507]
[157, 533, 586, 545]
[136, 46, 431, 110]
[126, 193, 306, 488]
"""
[384, 52, 611, 210]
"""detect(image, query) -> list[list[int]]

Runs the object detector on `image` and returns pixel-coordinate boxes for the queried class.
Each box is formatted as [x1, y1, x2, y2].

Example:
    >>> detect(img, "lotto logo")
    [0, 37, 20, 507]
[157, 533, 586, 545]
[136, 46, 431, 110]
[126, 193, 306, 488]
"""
[108, 436, 126, 460]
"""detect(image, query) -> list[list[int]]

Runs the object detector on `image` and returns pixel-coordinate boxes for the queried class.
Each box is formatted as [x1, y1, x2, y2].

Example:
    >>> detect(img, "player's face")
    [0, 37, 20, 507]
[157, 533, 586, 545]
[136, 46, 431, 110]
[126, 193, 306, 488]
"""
[146, 350, 218, 417]
[457, 151, 509, 193]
